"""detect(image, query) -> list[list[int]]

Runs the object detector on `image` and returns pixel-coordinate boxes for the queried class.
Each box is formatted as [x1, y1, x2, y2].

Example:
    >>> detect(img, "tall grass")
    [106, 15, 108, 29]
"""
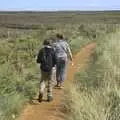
[64, 28, 120, 120]
[0, 24, 118, 120]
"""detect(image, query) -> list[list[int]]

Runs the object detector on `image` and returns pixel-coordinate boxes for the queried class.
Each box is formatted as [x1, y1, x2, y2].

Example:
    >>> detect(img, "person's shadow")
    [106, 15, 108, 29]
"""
[29, 98, 48, 105]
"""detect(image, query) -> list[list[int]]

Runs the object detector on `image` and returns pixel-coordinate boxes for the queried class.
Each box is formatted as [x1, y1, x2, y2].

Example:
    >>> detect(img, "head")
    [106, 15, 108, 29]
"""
[56, 33, 64, 40]
[43, 39, 51, 46]
[50, 36, 57, 43]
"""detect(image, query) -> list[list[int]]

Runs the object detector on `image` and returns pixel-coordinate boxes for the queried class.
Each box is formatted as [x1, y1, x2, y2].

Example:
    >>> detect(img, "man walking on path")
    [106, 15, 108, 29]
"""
[53, 34, 73, 88]
[36, 39, 56, 102]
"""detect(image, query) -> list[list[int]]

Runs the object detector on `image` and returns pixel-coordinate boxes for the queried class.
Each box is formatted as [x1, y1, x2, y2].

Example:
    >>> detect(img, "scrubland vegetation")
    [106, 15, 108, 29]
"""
[64, 26, 120, 120]
[0, 11, 120, 120]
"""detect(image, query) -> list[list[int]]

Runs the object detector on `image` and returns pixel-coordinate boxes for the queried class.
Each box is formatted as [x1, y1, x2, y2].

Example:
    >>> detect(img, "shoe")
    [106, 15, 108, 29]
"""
[54, 83, 60, 88]
[59, 86, 64, 89]
[47, 96, 53, 102]
[38, 93, 43, 102]
[59, 84, 64, 89]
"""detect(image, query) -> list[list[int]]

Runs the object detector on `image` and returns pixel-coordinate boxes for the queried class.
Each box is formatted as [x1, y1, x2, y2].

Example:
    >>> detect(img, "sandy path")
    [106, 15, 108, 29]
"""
[20, 43, 96, 120]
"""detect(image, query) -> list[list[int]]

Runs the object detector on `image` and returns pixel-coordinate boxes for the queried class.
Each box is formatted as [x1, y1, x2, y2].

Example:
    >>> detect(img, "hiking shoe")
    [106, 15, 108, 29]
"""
[54, 84, 59, 88]
[47, 96, 53, 102]
[59, 85, 64, 89]
[38, 93, 43, 102]
[57, 83, 64, 89]
[54, 83, 61, 88]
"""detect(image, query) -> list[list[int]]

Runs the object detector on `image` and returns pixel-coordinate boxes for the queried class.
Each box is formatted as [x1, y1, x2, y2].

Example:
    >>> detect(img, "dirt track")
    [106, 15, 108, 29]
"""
[20, 43, 96, 120]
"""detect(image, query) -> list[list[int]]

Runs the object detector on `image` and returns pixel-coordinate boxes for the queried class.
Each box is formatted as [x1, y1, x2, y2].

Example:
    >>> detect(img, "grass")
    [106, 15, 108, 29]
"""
[0, 12, 119, 120]
[0, 11, 120, 28]
[64, 28, 120, 120]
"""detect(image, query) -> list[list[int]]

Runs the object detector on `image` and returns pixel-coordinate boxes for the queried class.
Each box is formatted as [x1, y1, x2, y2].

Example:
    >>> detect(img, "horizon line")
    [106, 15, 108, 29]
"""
[0, 9, 120, 12]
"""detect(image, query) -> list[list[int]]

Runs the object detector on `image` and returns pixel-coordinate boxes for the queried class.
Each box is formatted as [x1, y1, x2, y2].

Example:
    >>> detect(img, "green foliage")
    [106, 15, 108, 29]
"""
[0, 22, 119, 120]
[64, 28, 120, 120]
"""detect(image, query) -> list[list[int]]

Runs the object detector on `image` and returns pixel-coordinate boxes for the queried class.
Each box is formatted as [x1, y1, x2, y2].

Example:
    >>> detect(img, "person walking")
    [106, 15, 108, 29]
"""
[36, 39, 56, 102]
[53, 34, 73, 88]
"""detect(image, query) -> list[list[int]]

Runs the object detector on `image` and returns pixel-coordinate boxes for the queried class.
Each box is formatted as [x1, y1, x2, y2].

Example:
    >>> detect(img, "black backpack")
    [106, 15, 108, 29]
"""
[40, 48, 54, 72]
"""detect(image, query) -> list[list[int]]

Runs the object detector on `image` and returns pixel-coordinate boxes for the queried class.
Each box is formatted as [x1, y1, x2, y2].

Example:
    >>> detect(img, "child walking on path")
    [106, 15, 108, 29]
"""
[36, 39, 56, 102]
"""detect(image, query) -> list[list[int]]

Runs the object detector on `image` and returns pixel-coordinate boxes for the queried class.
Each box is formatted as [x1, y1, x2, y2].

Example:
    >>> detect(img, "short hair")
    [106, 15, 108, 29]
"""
[50, 36, 56, 43]
[43, 39, 51, 45]
[56, 33, 64, 39]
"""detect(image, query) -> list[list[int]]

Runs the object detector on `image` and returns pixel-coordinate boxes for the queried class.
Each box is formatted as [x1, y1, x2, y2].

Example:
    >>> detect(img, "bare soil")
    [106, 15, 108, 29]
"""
[20, 43, 96, 120]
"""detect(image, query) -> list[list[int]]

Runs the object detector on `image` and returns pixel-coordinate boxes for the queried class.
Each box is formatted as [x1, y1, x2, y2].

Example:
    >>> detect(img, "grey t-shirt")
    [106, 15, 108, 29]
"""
[53, 40, 72, 61]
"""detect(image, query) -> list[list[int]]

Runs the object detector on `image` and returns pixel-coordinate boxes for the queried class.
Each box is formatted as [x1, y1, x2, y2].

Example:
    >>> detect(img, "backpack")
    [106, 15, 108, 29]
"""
[40, 48, 54, 72]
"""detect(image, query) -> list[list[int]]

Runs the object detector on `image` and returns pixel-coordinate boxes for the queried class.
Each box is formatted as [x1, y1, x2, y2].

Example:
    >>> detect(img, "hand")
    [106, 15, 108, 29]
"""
[71, 62, 74, 66]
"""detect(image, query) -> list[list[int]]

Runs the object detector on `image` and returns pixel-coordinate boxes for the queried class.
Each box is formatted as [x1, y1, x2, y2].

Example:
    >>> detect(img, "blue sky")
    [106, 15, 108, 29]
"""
[0, 0, 120, 11]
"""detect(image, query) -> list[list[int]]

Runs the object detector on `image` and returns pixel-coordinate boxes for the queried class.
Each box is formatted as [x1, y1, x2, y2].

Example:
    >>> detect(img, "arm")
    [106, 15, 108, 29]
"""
[66, 43, 73, 61]
[36, 49, 42, 64]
